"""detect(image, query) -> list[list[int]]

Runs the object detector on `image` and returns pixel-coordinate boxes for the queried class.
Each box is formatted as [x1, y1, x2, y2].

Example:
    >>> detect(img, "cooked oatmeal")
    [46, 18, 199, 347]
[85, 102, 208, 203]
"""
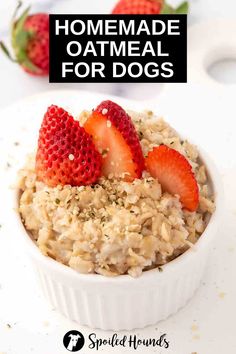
[18, 111, 215, 277]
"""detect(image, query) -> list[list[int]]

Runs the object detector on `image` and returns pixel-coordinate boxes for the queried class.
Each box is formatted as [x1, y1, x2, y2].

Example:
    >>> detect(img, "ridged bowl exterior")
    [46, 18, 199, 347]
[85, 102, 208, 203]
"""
[29, 244, 208, 330]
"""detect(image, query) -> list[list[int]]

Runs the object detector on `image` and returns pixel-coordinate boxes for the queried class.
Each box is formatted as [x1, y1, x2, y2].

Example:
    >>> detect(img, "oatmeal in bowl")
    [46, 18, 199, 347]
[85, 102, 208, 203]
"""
[16, 99, 220, 330]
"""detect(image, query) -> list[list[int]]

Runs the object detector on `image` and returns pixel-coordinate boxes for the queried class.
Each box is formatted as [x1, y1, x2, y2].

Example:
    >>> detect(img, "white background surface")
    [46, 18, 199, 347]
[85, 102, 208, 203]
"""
[0, 0, 236, 353]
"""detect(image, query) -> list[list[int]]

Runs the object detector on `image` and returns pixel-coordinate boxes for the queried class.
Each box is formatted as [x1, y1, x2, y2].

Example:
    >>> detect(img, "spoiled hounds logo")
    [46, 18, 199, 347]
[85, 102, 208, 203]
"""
[63, 331, 170, 351]
[63, 330, 85, 352]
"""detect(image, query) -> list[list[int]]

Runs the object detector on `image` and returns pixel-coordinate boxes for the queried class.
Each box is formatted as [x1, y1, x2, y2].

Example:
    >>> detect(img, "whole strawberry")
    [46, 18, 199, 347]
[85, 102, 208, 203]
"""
[0, 1, 49, 76]
[112, 0, 163, 14]
[112, 0, 189, 14]
[36, 105, 102, 187]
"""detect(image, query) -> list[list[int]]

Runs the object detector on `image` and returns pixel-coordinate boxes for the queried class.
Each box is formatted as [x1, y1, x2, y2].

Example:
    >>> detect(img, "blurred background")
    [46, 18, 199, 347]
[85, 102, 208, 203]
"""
[0, 0, 236, 109]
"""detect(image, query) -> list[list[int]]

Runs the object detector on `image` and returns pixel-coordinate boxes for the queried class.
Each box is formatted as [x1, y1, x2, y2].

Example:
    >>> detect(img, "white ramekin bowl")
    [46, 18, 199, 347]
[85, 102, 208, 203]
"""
[12, 148, 223, 331]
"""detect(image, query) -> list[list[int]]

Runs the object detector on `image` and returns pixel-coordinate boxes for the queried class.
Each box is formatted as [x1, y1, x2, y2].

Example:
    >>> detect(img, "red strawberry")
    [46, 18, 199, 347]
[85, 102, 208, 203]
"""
[83, 100, 145, 181]
[0, 2, 49, 76]
[36, 105, 102, 187]
[111, 0, 189, 15]
[112, 0, 163, 14]
[145, 145, 199, 211]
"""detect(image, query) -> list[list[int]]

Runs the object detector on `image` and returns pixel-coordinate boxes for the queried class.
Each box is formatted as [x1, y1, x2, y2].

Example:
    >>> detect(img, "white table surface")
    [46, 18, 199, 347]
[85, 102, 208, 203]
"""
[0, 1, 236, 354]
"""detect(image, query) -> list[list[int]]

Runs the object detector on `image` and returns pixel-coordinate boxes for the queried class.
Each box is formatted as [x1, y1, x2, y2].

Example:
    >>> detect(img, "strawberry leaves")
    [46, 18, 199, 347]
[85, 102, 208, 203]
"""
[0, 41, 16, 62]
[0, 1, 41, 75]
[161, 1, 189, 14]
[174, 1, 189, 14]
[13, 6, 32, 50]
[11, 5, 39, 73]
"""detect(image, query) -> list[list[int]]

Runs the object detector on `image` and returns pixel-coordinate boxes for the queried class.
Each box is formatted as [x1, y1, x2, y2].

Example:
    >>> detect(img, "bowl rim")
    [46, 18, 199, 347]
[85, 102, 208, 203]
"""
[12, 146, 224, 285]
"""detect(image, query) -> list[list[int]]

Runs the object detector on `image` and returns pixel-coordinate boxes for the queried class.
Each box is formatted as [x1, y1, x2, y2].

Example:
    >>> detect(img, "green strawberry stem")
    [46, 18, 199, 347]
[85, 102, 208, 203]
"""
[12, 5, 32, 59]
[12, 1, 24, 25]
[0, 1, 39, 73]
[161, 0, 189, 14]
[0, 0, 24, 63]
[11, 4, 40, 73]
[0, 41, 17, 62]
[174, 1, 189, 14]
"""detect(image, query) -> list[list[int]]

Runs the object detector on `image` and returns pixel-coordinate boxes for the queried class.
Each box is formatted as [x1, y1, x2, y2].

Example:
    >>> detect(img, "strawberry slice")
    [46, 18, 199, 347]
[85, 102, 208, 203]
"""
[84, 100, 145, 181]
[145, 145, 199, 211]
[36, 105, 102, 187]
